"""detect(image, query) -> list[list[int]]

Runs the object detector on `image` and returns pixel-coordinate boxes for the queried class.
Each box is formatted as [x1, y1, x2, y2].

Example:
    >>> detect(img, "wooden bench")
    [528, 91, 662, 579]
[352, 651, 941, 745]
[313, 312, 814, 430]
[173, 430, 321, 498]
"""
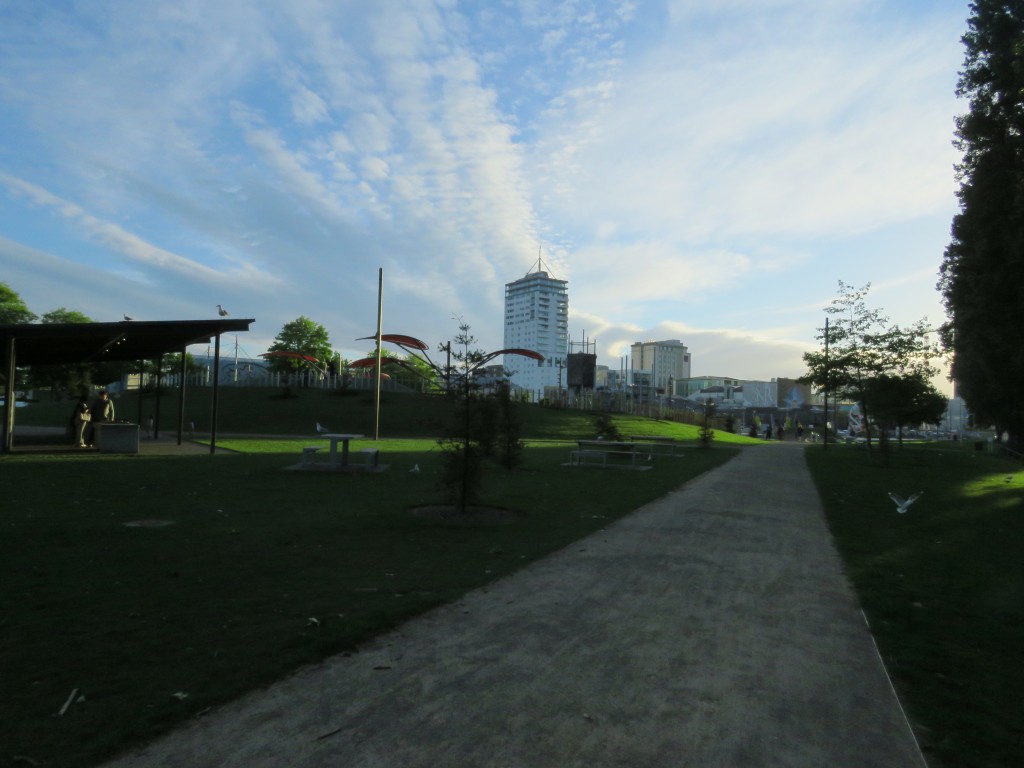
[359, 447, 380, 467]
[301, 446, 322, 467]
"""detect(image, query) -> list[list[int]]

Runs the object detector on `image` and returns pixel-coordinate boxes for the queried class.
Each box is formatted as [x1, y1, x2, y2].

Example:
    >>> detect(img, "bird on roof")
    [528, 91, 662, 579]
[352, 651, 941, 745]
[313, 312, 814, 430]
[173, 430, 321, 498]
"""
[888, 492, 922, 514]
[316, 422, 329, 434]
[217, 304, 229, 317]
[123, 314, 133, 321]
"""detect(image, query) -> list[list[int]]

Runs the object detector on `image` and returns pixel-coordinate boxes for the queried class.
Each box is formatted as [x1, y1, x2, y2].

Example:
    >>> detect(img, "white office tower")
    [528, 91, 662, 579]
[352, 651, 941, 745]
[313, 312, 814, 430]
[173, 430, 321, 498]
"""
[630, 339, 692, 393]
[503, 263, 568, 400]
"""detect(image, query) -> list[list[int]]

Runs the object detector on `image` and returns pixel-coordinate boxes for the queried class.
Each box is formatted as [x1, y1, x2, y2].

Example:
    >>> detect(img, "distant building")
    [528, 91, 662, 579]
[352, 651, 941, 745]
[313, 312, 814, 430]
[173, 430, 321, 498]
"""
[503, 263, 568, 399]
[675, 376, 741, 400]
[630, 339, 691, 394]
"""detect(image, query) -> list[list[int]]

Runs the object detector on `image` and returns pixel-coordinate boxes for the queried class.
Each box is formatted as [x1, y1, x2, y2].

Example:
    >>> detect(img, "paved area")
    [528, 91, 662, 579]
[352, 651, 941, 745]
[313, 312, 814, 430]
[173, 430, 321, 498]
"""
[8, 426, 229, 455]
[103, 443, 925, 767]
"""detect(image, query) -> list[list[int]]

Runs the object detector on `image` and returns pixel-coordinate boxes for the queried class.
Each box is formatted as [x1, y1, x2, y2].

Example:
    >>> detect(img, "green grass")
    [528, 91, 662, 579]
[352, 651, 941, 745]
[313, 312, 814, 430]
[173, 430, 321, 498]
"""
[805, 442, 1024, 768]
[15, 386, 761, 444]
[1, 409, 739, 768]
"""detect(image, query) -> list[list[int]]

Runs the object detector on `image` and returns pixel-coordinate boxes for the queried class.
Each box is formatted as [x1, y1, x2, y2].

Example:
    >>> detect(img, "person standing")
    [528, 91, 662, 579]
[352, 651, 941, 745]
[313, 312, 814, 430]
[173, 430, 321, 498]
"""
[87, 390, 114, 446]
[71, 395, 90, 447]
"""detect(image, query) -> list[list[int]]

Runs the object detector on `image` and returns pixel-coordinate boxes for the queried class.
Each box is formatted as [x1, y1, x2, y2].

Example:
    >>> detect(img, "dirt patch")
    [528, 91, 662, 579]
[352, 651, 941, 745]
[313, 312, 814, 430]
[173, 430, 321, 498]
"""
[410, 505, 521, 523]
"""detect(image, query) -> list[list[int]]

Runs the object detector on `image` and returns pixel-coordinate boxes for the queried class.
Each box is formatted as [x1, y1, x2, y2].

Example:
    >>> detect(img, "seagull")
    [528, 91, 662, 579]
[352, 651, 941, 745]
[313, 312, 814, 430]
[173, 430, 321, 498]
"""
[123, 314, 134, 321]
[316, 422, 329, 434]
[888, 492, 922, 514]
[217, 304, 229, 317]
[410, 464, 420, 473]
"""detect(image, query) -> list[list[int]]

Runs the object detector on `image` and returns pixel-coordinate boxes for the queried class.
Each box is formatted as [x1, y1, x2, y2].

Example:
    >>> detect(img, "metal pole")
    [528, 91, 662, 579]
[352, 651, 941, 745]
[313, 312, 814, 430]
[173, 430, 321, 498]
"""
[2, 337, 14, 454]
[823, 316, 829, 451]
[374, 267, 383, 441]
[136, 359, 144, 427]
[177, 346, 187, 445]
[210, 334, 221, 454]
[154, 353, 163, 441]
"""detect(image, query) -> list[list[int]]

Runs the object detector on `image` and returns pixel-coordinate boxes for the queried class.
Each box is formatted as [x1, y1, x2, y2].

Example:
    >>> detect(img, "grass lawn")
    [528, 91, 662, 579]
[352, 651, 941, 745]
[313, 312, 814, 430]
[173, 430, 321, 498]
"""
[1, 410, 741, 767]
[805, 442, 1024, 768]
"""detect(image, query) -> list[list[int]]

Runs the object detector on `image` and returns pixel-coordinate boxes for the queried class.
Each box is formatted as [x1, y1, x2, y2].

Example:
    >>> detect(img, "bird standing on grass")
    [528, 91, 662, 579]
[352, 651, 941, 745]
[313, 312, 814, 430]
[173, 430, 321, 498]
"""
[888, 492, 922, 514]
[316, 422, 329, 434]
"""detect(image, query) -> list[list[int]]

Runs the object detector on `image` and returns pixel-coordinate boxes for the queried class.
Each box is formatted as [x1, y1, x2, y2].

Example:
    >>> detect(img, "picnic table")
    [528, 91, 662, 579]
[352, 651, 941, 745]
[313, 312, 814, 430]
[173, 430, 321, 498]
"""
[324, 433, 364, 468]
[570, 440, 642, 468]
[628, 435, 688, 457]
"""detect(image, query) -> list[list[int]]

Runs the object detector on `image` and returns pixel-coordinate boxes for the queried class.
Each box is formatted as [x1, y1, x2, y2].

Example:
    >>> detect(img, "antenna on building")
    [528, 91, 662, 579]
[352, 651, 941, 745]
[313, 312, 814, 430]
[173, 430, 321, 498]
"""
[528, 244, 559, 279]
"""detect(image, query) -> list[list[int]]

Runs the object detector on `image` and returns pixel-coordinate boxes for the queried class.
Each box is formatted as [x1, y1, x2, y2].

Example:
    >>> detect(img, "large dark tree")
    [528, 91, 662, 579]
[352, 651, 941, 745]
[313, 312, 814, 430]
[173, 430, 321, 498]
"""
[940, 1, 1024, 445]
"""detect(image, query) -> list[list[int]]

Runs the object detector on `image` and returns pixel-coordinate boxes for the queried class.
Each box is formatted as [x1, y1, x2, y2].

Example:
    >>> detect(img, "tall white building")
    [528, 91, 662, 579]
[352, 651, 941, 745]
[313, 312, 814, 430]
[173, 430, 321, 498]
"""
[630, 339, 691, 394]
[503, 264, 568, 399]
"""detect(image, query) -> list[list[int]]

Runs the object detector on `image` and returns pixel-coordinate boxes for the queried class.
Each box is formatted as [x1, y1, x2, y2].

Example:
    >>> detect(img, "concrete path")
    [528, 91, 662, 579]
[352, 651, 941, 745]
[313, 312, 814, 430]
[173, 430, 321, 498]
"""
[104, 444, 926, 767]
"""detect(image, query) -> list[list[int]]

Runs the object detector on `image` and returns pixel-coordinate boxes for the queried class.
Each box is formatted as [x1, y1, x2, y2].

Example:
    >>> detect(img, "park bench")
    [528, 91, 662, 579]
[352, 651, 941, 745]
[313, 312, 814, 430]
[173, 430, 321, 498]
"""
[359, 447, 381, 468]
[570, 440, 651, 470]
[300, 446, 322, 467]
[568, 449, 611, 466]
[629, 435, 686, 457]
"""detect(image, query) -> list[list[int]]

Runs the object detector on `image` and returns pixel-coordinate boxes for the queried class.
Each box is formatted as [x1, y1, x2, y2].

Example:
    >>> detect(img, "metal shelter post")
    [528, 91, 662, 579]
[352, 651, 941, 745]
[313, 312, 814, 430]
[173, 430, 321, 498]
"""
[154, 353, 163, 440]
[210, 333, 221, 454]
[374, 267, 383, 441]
[177, 347, 187, 445]
[2, 337, 14, 454]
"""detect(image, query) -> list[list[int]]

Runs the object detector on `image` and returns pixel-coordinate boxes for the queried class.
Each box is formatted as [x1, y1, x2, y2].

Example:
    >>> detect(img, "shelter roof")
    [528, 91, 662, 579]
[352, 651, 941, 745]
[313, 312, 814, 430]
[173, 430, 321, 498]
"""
[0, 319, 255, 367]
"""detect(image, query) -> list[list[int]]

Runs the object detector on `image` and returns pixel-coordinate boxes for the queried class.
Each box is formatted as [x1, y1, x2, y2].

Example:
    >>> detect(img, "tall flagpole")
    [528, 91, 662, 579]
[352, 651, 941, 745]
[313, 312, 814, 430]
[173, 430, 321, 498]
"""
[374, 267, 383, 441]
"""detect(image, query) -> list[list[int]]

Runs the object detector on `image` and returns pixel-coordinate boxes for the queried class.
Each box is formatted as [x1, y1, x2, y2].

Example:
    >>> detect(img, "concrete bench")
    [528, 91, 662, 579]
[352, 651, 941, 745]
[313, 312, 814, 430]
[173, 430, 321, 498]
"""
[569, 449, 609, 466]
[359, 447, 380, 467]
[301, 446, 322, 467]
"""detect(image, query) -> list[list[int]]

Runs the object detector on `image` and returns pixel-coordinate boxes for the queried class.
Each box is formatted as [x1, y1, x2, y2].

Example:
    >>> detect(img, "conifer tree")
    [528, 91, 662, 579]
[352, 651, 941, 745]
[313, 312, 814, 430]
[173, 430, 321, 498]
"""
[940, 1, 1024, 444]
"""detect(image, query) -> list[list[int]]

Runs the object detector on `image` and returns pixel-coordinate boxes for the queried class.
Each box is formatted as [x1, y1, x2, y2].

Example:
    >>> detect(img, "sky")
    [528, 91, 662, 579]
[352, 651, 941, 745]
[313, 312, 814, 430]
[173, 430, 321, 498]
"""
[0, 0, 970, 394]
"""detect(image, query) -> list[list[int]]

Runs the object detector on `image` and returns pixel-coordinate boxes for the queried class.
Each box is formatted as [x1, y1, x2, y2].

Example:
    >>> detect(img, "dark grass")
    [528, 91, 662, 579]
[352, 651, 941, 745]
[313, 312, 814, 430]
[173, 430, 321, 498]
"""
[804, 442, 1024, 768]
[0, 423, 738, 768]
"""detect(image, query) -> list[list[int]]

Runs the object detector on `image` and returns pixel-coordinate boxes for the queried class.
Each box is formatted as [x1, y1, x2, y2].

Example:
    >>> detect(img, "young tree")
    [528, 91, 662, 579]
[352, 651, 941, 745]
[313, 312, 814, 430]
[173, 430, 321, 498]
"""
[939, 1, 1024, 446]
[698, 401, 716, 448]
[0, 282, 36, 324]
[437, 320, 486, 513]
[494, 381, 525, 470]
[802, 282, 939, 453]
[266, 316, 333, 374]
[863, 373, 948, 448]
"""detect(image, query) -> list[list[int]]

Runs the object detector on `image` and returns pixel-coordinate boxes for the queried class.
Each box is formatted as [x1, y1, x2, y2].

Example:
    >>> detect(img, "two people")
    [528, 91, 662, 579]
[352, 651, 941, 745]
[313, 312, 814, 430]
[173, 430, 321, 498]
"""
[70, 390, 115, 447]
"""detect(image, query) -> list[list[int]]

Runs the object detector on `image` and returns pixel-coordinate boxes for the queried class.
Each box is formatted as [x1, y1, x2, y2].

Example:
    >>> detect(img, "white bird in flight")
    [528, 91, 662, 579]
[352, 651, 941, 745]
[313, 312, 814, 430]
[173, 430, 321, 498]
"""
[217, 304, 229, 317]
[316, 422, 329, 434]
[888, 492, 922, 514]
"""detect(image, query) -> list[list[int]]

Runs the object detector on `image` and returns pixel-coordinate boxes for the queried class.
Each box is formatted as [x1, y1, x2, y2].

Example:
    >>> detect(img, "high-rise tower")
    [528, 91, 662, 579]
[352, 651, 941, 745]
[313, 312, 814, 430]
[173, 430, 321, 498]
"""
[503, 259, 568, 399]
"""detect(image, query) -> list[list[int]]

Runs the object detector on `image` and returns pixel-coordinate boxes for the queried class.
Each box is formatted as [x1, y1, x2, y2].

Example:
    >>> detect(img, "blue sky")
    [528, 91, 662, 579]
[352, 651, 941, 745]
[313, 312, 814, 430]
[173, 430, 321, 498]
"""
[0, 0, 968, 393]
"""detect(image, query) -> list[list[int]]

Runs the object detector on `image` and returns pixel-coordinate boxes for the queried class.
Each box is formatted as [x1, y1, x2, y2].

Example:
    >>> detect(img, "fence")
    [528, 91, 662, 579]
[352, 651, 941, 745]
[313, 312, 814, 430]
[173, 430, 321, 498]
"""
[125, 370, 421, 394]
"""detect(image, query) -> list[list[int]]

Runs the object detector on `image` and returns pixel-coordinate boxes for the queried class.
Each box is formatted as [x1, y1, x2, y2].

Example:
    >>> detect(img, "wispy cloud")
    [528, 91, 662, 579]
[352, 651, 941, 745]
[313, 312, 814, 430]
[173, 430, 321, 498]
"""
[0, 171, 280, 288]
[0, 0, 967, 392]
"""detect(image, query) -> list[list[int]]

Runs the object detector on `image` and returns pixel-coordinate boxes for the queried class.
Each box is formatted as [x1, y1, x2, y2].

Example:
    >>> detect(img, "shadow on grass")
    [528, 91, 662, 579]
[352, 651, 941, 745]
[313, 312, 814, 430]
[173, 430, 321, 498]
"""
[1, 441, 737, 767]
